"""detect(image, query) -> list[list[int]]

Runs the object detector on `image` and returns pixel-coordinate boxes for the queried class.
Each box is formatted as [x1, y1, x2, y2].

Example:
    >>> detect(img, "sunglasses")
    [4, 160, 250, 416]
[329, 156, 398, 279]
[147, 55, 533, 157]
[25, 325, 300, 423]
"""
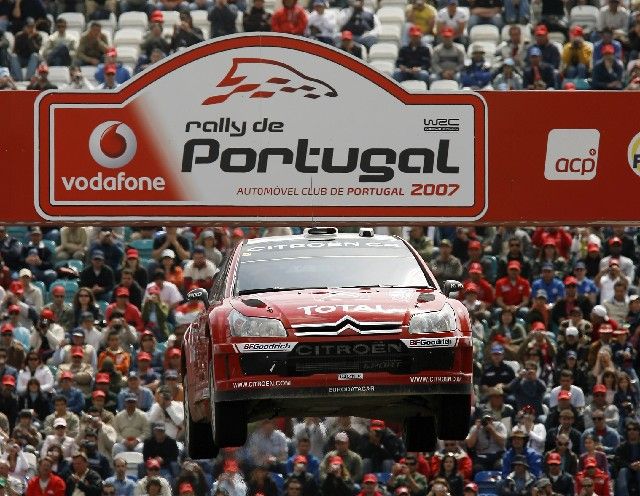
[629, 427, 640, 431]
[557, 441, 569, 446]
[593, 417, 605, 420]
[583, 485, 593, 488]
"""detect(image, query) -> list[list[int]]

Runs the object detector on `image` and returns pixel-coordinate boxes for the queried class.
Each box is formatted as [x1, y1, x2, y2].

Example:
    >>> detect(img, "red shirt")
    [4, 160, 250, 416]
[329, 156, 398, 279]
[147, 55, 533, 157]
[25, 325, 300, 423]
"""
[495, 276, 531, 306]
[26, 474, 66, 496]
[462, 278, 495, 305]
[105, 302, 143, 332]
[576, 468, 610, 496]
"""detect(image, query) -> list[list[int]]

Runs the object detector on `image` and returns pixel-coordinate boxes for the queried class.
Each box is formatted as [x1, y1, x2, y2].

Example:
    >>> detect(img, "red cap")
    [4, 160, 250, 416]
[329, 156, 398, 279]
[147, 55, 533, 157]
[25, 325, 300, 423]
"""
[150, 10, 164, 22]
[363, 474, 378, 484]
[95, 372, 110, 384]
[104, 64, 117, 75]
[223, 460, 239, 472]
[602, 44, 615, 55]
[60, 371, 74, 381]
[9, 281, 23, 295]
[564, 82, 576, 90]
[468, 240, 481, 250]
[179, 483, 194, 494]
[370, 419, 385, 431]
[584, 456, 597, 468]
[40, 308, 55, 320]
[558, 390, 571, 400]
[507, 260, 521, 271]
[341, 30, 353, 40]
[547, 452, 561, 465]
[71, 346, 84, 358]
[468, 262, 483, 274]
[570, 25, 583, 37]
[329, 455, 343, 465]
[293, 455, 308, 464]
[106, 47, 117, 57]
[534, 24, 548, 35]
[7, 304, 20, 314]
[232, 228, 244, 238]
[543, 237, 557, 247]
[146, 458, 161, 469]
[168, 348, 181, 358]
[593, 383, 607, 394]
[1, 323, 14, 334]
[148, 285, 161, 295]
[51, 285, 65, 296]
[126, 248, 139, 259]
[2, 375, 15, 387]
[92, 390, 106, 399]
[587, 242, 600, 253]
[408, 25, 422, 37]
[37, 62, 49, 73]
[464, 282, 479, 294]
[609, 236, 622, 246]
[564, 276, 578, 286]
[531, 321, 546, 331]
[464, 483, 479, 493]
[137, 351, 151, 362]
[115, 287, 130, 297]
[441, 26, 454, 37]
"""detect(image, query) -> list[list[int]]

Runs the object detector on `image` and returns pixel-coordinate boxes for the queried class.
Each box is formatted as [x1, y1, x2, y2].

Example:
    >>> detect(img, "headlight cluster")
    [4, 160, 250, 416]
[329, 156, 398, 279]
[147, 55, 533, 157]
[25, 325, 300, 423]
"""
[228, 309, 287, 337]
[408, 304, 457, 334]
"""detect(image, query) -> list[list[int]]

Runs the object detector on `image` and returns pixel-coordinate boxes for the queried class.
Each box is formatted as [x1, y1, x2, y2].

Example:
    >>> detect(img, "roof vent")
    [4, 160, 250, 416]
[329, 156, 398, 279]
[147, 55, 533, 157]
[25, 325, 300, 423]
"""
[303, 227, 338, 239]
[359, 228, 375, 238]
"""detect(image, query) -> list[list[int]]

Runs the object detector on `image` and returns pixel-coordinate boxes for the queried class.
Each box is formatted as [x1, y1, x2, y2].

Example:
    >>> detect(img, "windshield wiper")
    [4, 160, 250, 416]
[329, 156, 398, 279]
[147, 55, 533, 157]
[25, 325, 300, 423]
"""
[237, 286, 328, 296]
[339, 285, 436, 289]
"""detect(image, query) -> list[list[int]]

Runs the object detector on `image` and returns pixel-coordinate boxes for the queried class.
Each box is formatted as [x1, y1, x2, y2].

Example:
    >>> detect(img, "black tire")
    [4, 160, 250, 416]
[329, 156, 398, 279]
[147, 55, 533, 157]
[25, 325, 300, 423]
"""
[404, 416, 437, 452]
[437, 394, 471, 440]
[213, 400, 248, 448]
[184, 381, 218, 459]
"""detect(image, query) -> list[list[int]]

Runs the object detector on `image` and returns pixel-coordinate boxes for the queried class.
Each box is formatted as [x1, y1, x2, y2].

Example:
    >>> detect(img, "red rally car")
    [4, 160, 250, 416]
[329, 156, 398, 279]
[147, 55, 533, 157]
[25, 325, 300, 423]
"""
[182, 227, 473, 458]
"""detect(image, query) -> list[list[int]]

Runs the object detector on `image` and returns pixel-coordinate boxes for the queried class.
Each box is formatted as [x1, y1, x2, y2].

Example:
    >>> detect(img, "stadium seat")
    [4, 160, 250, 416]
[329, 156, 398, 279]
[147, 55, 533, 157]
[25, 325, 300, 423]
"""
[190, 9, 209, 30]
[43, 239, 57, 257]
[378, 24, 402, 45]
[430, 79, 460, 90]
[162, 10, 181, 27]
[376, 6, 405, 28]
[67, 259, 84, 273]
[379, 0, 407, 7]
[114, 28, 144, 49]
[548, 31, 566, 45]
[400, 79, 427, 92]
[118, 11, 148, 30]
[58, 12, 85, 31]
[118, 451, 144, 479]
[6, 226, 28, 242]
[369, 59, 395, 75]
[569, 5, 599, 32]
[130, 238, 154, 260]
[368, 42, 399, 63]
[116, 46, 141, 65]
[469, 24, 500, 44]
[48, 66, 70, 86]
[32, 280, 47, 302]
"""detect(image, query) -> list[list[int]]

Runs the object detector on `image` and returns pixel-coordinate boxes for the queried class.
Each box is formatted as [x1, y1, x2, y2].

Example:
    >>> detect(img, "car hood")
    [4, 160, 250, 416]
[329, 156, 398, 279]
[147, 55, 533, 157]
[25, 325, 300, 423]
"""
[229, 287, 448, 330]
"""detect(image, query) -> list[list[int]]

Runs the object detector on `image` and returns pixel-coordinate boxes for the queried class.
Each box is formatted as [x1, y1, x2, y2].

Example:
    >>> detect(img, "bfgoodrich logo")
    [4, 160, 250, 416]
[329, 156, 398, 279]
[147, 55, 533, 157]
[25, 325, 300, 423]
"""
[544, 129, 600, 181]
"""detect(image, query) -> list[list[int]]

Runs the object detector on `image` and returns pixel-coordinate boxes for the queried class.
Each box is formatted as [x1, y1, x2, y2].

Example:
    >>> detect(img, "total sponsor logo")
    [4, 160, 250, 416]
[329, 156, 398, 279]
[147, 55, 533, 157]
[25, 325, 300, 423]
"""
[298, 304, 406, 316]
[628, 132, 640, 175]
[401, 337, 457, 348]
[544, 129, 600, 181]
[61, 121, 166, 192]
[232, 379, 292, 388]
[233, 342, 296, 353]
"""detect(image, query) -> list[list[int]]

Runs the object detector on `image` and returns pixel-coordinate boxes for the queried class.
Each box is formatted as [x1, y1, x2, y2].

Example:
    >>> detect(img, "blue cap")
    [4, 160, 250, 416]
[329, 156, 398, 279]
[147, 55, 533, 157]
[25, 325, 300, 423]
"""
[71, 327, 85, 337]
[124, 393, 138, 402]
[92, 250, 105, 260]
[566, 350, 578, 359]
[541, 262, 554, 270]
[504, 58, 515, 66]
[535, 289, 548, 299]
[530, 46, 542, 57]
[491, 344, 504, 354]
[574, 261, 586, 269]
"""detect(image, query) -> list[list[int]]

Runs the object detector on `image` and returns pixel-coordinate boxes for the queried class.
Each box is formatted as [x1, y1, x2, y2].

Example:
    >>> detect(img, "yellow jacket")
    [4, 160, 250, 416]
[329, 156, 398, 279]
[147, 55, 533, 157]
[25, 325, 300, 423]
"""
[561, 41, 593, 70]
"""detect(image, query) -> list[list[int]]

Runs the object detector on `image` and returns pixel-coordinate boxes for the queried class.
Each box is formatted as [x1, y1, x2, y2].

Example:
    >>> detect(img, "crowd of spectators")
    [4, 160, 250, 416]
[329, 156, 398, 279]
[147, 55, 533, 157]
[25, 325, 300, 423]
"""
[0, 0, 639, 90]
[3, 225, 640, 496]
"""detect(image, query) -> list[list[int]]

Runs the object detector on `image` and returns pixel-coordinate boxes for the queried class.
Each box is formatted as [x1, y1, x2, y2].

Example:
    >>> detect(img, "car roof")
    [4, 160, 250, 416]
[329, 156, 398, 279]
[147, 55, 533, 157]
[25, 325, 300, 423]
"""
[244, 232, 402, 245]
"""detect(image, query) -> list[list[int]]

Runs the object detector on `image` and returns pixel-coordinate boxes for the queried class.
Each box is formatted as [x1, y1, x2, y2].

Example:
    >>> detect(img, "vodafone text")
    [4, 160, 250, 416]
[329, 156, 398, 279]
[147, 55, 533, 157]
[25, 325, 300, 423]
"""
[61, 172, 166, 192]
[181, 139, 458, 183]
[232, 380, 291, 388]
[409, 376, 463, 383]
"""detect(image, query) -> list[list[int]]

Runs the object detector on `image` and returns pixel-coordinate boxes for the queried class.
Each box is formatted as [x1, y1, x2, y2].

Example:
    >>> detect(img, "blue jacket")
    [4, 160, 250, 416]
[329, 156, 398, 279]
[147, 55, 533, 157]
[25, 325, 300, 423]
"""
[460, 62, 492, 89]
[531, 277, 565, 304]
[501, 447, 542, 478]
[591, 60, 623, 90]
[58, 387, 85, 414]
[581, 427, 621, 455]
[117, 387, 155, 412]
[286, 453, 320, 480]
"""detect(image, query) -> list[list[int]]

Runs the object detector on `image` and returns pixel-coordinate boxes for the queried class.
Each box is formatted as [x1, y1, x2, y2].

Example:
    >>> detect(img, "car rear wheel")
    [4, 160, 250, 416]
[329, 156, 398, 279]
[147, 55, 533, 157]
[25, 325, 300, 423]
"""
[437, 394, 471, 440]
[212, 400, 248, 448]
[184, 378, 218, 459]
[404, 416, 437, 452]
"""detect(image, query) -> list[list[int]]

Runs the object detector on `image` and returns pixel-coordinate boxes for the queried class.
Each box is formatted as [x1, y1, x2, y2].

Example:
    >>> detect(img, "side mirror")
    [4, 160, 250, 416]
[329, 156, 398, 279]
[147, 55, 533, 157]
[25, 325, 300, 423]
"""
[443, 280, 463, 298]
[186, 287, 210, 310]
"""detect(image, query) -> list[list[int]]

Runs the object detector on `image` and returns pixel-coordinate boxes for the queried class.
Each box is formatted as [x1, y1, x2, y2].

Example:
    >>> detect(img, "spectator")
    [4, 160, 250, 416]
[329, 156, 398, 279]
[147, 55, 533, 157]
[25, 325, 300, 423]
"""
[146, 387, 183, 438]
[593, 45, 624, 92]
[497, 455, 536, 496]
[105, 457, 136, 496]
[495, 260, 531, 318]
[9, 17, 41, 81]
[41, 417, 78, 459]
[321, 431, 363, 483]
[580, 434, 608, 473]
[209, 0, 238, 37]
[359, 419, 403, 474]
[112, 394, 150, 457]
[292, 419, 326, 465]
[26, 456, 66, 496]
[581, 409, 621, 456]
[113, 268, 144, 310]
[135, 459, 171, 496]
[435, 454, 463, 496]
[285, 455, 319, 496]
[576, 457, 610, 496]
[319, 456, 355, 496]
[98, 331, 131, 376]
[65, 451, 103, 496]
[431, 27, 465, 81]
[614, 419, 640, 496]
[152, 228, 190, 265]
[0, 374, 19, 429]
[141, 12, 170, 58]
[393, 25, 431, 85]
[460, 43, 492, 89]
[598, 0, 629, 34]
[435, 0, 468, 45]
[337, 0, 378, 49]
[95, 49, 130, 86]
[544, 452, 574, 496]
[502, 426, 542, 478]
[143, 423, 179, 477]
[600, 236, 635, 282]
[338, 30, 364, 58]
[170, 12, 204, 51]
[406, 0, 437, 43]
[76, 22, 108, 66]
[306, 0, 337, 44]
[467, 0, 503, 30]
[243, 0, 272, 32]
[80, 251, 115, 302]
[106, 287, 143, 333]
[270, 0, 308, 35]
[466, 410, 507, 472]
[493, 58, 523, 90]
[561, 26, 592, 79]
[524, 46, 556, 89]
[44, 17, 76, 66]
[387, 455, 429, 495]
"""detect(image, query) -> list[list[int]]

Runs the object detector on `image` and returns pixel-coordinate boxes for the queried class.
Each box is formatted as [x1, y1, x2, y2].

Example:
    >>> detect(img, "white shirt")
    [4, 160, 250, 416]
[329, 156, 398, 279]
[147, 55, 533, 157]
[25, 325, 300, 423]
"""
[144, 282, 183, 307]
[145, 401, 184, 439]
[549, 385, 586, 408]
[17, 365, 55, 395]
[41, 434, 78, 459]
[183, 259, 218, 282]
[436, 7, 469, 31]
[306, 10, 338, 37]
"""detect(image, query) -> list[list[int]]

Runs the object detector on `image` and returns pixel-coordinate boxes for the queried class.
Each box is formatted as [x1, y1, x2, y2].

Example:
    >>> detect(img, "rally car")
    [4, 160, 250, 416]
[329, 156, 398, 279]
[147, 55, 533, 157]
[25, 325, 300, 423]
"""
[182, 227, 473, 458]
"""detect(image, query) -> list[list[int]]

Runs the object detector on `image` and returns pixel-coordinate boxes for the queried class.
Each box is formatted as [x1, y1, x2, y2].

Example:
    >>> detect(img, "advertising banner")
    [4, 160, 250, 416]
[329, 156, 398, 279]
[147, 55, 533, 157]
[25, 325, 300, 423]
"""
[0, 33, 640, 225]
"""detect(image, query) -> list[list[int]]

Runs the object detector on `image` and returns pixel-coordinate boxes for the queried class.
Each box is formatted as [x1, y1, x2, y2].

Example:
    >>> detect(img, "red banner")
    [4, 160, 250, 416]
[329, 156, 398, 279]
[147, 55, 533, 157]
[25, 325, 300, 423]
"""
[1, 34, 640, 225]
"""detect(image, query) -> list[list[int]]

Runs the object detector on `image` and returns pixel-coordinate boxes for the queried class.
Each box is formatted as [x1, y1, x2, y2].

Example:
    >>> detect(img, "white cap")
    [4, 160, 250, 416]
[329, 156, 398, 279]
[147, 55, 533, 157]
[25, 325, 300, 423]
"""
[593, 305, 607, 318]
[334, 432, 349, 442]
[161, 249, 175, 259]
[53, 418, 67, 428]
[565, 326, 579, 337]
[18, 268, 32, 278]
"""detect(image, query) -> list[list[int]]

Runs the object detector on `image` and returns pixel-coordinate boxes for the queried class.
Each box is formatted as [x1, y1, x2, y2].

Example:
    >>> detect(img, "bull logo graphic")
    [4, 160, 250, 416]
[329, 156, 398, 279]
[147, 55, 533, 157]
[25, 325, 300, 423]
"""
[202, 58, 338, 105]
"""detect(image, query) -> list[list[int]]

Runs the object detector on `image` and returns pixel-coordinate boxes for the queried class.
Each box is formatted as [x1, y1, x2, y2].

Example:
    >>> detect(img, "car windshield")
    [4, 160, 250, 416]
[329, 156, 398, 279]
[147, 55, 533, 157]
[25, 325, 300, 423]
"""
[234, 238, 434, 294]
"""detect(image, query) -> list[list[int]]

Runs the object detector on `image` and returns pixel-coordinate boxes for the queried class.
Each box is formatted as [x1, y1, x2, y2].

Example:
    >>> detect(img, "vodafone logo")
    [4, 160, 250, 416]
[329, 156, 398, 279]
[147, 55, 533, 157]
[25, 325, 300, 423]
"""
[89, 121, 137, 169]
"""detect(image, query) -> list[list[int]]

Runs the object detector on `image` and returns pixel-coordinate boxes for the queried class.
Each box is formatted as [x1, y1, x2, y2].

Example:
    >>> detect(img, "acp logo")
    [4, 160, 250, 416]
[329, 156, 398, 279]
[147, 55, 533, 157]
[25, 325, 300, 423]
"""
[628, 132, 640, 175]
[544, 129, 600, 181]
[88, 121, 137, 169]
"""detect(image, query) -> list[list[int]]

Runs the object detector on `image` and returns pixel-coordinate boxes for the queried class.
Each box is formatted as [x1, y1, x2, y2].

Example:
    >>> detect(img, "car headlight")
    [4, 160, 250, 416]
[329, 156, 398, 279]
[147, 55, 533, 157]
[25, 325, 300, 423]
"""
[408, 304, 457, 334]
[228, 309, 287, 337]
